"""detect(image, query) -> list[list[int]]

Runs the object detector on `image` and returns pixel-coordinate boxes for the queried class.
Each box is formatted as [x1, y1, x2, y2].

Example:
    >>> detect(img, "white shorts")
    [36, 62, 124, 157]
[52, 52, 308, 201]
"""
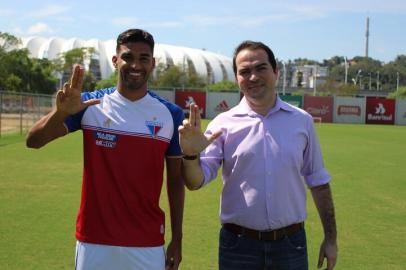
[75, 241, 165, 270]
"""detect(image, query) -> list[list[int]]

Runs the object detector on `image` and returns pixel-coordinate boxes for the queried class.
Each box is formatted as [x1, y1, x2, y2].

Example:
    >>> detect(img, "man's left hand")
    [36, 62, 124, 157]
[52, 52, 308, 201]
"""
[318, 239, 337, 270]
[165, 239, 182, 270]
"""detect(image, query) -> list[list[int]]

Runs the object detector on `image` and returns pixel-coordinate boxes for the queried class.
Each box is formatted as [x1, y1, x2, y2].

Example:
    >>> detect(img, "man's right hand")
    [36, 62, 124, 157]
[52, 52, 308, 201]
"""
[26, 64, 100, 149]
[56, 64, 100, 117]
[178, 103, 222, 156]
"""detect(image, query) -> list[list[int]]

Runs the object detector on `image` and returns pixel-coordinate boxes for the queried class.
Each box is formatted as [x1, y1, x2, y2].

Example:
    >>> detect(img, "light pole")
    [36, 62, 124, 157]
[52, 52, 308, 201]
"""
[359, 74, 363, 89]
[353, 69, 362, 88]
[377, 71, 380, 91]
[182, 55, 186, 90]
[397, 72, 400, 93]
[344, 57, 348, 85]
[282, 61, 286, 95]
[313, 65, 317, 96]
[369, 72, 372, 90]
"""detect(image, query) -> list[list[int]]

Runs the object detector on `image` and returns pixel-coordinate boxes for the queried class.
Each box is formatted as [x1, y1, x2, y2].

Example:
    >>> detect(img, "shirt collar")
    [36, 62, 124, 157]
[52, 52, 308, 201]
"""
[231, 95, 295, 117]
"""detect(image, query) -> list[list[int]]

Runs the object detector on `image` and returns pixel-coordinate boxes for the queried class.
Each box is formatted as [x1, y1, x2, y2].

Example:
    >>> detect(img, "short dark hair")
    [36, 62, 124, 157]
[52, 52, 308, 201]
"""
[232, 40, 277, 75]
[116, 29, 155, 53]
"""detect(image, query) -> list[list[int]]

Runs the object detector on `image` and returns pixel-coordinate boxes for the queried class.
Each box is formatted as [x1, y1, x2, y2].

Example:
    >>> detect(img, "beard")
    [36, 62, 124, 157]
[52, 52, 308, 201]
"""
[121, 69, 149, 91]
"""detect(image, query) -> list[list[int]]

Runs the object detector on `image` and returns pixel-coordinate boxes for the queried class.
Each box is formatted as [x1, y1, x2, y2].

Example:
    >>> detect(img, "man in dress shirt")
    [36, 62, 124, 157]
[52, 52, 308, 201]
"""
[178, 40, 337, 270]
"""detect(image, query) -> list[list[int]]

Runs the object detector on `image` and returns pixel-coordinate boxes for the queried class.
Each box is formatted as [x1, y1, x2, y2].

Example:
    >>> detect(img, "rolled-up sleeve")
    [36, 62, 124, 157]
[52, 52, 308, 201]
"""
[301, 116, 331, 187]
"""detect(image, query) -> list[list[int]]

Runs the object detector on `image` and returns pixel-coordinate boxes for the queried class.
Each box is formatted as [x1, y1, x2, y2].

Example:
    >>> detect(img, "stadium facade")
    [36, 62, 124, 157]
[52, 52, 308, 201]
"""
[20, 37, 234, 83]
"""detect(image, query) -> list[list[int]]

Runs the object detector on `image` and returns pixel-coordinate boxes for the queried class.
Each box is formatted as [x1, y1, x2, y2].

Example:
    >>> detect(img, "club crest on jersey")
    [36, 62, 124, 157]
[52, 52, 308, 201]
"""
[93, 131, 118, 148]
[145, 120, 163, 138]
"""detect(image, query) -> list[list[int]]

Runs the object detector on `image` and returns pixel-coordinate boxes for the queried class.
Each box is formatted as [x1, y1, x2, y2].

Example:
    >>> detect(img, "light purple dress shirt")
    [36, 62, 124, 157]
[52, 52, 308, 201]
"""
[200, 96, 331, 230]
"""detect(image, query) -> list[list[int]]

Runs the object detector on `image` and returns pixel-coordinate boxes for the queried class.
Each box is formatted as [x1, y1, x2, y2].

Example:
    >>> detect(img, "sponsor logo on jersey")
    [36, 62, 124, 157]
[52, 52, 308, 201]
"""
[94, 131, 118, 148]
[215, 100, 229, 112]
[146, 120, 163, 138]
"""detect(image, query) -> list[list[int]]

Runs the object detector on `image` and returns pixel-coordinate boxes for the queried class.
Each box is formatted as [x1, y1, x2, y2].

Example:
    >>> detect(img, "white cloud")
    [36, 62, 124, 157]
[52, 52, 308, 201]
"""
[183, 11, 324, 28]
[183, 15, 235, 27]
[112, 17, 140, 27]
[11, 27, 23, 35]
[111, 17, 181, 29]
[279, 0, 406, 14]
[27, 4, 70, 18]
[143, 21, 182, 28]
[27, 23, 53, 35]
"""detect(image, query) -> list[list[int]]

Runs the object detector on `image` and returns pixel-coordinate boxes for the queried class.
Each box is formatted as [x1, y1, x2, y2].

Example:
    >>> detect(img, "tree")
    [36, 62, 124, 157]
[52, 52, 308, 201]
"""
[0, 32, 20, 51]
[381, 55, 406, 91]
[0, 32, 57, 93]
[150, 63, 207, 89]
[323, 56, 345, 69]
[293, 58, 320, 66]
[343, 57, 382, 90]
[95, 70, 117, 89]
[53, 47, 99, 91]
[206, 80, 239, 91]
[388, 86, 406, 99]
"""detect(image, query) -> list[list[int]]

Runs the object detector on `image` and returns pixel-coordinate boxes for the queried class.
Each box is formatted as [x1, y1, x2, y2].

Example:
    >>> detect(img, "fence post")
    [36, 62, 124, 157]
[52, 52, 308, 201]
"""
[0, 92, 2, 138]
[20, 94, 23, 135]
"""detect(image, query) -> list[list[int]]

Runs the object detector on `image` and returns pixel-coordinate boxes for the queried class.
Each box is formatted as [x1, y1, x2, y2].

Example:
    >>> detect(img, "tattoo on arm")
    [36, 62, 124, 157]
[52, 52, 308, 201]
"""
[311, 184, 337, 242]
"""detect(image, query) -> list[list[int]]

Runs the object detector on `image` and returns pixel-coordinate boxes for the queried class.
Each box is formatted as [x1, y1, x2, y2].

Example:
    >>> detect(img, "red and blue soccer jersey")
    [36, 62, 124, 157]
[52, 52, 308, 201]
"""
[64, 88, 184, 247]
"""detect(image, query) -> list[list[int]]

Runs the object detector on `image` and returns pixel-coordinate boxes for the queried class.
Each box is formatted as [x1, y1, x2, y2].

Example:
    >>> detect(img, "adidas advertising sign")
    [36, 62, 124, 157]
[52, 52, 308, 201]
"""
[206, 92, 240, 119]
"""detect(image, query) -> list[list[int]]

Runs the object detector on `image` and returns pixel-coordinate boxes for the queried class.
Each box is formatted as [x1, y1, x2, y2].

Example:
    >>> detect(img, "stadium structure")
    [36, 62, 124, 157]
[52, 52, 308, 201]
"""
[20, 37, 234, 84]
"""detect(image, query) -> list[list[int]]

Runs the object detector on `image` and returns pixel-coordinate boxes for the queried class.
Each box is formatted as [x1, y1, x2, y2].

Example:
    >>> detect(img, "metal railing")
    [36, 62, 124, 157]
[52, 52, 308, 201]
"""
[0, 91, 54, 137]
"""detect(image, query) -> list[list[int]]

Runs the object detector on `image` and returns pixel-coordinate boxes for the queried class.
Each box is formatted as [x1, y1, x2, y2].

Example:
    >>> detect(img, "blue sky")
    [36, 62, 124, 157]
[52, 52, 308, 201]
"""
[1, 0, 405, 63]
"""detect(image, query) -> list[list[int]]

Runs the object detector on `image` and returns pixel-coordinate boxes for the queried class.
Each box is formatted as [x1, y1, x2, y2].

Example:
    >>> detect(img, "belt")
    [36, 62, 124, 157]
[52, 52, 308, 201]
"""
[222, 222, 304, 241]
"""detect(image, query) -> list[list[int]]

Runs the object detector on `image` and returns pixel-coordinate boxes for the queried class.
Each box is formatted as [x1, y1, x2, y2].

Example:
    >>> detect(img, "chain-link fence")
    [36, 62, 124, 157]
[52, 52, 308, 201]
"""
[0, 91, 54, 137]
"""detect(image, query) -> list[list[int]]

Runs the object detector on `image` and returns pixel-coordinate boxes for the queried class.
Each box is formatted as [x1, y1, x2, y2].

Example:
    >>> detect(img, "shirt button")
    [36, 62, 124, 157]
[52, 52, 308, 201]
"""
[267, 171, 271, 175]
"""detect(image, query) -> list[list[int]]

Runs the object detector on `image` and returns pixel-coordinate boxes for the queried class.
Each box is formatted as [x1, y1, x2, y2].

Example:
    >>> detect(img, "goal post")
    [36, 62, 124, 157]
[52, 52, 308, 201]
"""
[313, 117, 322, 123]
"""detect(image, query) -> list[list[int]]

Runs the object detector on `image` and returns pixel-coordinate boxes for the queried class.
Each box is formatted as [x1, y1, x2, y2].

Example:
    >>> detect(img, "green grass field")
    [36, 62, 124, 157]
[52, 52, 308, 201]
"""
[1, 122, 405, 269]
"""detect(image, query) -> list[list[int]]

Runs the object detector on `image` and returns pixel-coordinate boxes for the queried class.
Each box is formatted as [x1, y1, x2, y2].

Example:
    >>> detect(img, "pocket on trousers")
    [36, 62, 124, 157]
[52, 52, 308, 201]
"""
[284, 228, 307, 252]
[219, 227, 241, 250]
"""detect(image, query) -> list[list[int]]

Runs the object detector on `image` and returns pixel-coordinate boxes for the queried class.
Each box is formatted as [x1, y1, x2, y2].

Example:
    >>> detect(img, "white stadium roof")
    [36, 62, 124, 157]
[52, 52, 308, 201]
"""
[21, 37, 234, 83]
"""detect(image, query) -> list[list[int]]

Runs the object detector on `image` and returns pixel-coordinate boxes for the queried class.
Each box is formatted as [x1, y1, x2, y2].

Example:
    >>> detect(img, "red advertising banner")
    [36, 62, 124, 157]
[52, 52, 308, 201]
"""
[365, 97, 395, 125]
[175, 90, 206, 118]
[303, 96, 333, 123]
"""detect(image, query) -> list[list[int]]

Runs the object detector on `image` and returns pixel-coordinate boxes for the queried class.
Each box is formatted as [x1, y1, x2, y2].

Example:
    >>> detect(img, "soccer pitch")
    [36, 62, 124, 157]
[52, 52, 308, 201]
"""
[1, 122, 405, 269]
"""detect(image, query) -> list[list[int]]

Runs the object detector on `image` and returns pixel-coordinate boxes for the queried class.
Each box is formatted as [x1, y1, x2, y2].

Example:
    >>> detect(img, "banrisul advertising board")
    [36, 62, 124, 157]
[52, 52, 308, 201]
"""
[365, 97, 395, 125]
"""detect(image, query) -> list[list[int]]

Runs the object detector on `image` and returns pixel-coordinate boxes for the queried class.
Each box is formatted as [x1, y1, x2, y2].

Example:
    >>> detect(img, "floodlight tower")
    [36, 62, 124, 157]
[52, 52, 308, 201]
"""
[365, 17, 370, 58]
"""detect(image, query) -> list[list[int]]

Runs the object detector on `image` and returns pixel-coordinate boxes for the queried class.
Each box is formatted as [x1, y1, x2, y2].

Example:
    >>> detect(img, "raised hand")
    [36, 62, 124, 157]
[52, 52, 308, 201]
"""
[55, 64, 100, 116]
[178, 103, 222, 156]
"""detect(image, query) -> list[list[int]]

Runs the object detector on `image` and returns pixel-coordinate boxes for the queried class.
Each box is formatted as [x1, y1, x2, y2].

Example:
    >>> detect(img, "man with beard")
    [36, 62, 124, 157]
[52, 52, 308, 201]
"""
[179, 41, 337, 270]
[26, 29, 185, 270]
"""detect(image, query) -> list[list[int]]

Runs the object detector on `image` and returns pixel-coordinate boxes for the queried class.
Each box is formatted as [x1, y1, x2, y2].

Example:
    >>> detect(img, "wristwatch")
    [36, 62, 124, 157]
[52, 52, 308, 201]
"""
[182, 154, 198, 160]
